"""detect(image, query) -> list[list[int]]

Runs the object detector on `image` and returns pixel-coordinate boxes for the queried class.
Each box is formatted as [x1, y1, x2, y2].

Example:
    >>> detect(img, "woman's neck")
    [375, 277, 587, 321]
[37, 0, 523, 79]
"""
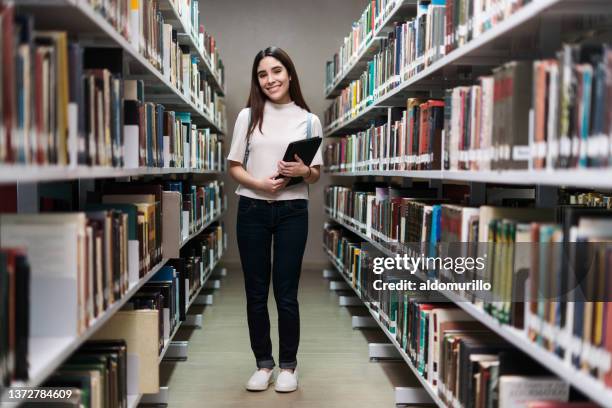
[270, 93, 292, 105]
[268, 99, 295, 109]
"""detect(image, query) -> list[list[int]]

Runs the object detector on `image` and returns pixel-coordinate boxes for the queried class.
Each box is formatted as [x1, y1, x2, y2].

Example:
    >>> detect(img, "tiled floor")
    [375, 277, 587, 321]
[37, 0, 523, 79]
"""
[163, 266, 417, 407]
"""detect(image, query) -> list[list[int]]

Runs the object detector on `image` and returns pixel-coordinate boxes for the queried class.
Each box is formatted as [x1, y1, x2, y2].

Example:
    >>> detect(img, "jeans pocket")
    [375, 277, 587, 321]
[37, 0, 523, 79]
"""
[238, 198, 255, 215]
[287, 199, 308, 211]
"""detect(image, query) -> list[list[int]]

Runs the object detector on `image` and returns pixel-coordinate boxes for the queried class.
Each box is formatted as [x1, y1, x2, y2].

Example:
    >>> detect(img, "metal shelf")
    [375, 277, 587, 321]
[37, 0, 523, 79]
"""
[324, 212, 612, 408]
[15, 0, 225, 134]
[325, 168, 612, 189]
[324, 0, 418, 98]
[0, 165, 225, 185]
[323, 0, 611, 136]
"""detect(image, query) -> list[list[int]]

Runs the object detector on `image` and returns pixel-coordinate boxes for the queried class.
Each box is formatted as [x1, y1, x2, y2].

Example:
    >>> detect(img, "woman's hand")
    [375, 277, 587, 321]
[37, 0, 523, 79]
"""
[257, 173, 290, 194]
[278, 154, 310, 178]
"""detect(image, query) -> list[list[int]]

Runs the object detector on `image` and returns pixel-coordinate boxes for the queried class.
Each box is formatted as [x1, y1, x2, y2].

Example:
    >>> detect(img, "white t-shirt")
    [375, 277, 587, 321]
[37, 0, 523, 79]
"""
[227, 101, 323, 201]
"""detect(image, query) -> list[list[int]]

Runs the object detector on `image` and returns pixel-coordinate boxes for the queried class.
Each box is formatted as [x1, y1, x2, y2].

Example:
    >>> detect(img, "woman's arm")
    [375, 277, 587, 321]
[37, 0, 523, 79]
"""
[277, 155, 320, 184]
[303, 165, 320, 184]
[228, 161, 289, 194]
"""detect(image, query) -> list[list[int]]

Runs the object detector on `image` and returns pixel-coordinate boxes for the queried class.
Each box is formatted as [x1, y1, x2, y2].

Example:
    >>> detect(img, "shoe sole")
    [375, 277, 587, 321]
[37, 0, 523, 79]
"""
[246, 379, 274, 392]
[274, 385, 297, 393]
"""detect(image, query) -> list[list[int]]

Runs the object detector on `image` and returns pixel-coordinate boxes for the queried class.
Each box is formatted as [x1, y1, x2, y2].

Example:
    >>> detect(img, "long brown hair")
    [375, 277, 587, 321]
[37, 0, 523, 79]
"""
[246, 47, 310, 136]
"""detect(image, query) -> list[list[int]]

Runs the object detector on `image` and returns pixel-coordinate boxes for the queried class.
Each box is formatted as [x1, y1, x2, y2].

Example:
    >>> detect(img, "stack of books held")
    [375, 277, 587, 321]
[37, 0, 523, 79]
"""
[324, 183, 612, 397]
[0, 2, 226, 170]
[324, 41, 612, 173]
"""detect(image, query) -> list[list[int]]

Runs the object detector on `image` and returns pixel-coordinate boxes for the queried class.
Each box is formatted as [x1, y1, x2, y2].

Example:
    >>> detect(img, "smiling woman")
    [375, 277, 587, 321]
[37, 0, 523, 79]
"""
[226, 47, 323, 394]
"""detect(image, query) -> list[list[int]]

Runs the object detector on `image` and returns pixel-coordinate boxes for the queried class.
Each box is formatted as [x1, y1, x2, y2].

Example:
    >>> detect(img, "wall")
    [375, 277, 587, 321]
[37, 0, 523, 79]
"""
[200, 0, 366, 267]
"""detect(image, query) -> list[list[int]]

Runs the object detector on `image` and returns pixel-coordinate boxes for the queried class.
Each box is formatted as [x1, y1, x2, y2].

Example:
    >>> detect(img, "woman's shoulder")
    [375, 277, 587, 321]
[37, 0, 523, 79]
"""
[235, 108, 250, 124]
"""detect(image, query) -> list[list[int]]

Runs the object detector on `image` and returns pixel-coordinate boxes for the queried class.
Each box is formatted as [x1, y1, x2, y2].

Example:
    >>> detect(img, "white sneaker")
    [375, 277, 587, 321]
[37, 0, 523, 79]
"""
[246, 369, 274, 391]
[274, 368, 298, 392]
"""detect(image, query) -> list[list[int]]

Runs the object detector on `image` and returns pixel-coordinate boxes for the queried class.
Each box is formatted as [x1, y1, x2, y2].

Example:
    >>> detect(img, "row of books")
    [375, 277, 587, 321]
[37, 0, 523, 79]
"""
[324, 184, 612, 391]
[0, 3, 226, 167]
[325, 233, 594, 408]
[0, 9, 226, 169]
[32, 222, 226, 405]
[0, 215, 225, 395]
[325, 0, 535, 92]
[445, 42, 612, 171]
[167, 0, 226, 87]
[86, 0, 225, 90]
[0, 180, 226, 337]
[324, 0, 397, 89]
[177, 223, 226, 309]
[323, 0, 546, 129]
[42, 339, 132, 407]
[164, 180, 226, 240]
[324, 41, 612, 172]
[125, 80, 225, 170]
[324, 98, 444, 172]
[129, 221, 225, 356]
[1, 211, 148, 339]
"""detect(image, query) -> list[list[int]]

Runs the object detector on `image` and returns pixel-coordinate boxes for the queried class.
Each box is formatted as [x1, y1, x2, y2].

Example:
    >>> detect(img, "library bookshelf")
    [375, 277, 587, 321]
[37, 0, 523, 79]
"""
[322, 0, 612, 407]
[323, 208, 612, 408]
[0, 0, 229, 406]
[324, 0, 608, 137]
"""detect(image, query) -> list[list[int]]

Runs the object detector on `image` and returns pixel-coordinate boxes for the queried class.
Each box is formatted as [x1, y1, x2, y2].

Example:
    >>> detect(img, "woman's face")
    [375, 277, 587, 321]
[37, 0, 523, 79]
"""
[257, 56, 291, 103]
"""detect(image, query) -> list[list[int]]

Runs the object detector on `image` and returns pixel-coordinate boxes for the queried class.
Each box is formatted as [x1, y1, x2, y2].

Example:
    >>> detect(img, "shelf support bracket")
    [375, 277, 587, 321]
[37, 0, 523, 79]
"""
[329, 280, 350, 291]
[193, 293, 214, 306]
[339, 296, 362, 307]
[141, 386, 169, 405]
[368, 343, 401, 360]
[395, 387, 433, 406]
[352, 316, 377, 329]
[323, 269, 338, 279]
[183, 313, 203, 329]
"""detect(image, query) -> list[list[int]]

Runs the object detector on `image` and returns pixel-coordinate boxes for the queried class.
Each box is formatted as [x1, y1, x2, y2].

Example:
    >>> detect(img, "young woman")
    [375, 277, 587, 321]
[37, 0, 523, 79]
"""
[227, 47, 322, 393]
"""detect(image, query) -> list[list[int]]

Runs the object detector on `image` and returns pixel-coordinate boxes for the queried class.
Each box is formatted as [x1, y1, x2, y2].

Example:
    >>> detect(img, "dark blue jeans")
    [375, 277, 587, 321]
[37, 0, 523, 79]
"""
[236, 196, 308, 370]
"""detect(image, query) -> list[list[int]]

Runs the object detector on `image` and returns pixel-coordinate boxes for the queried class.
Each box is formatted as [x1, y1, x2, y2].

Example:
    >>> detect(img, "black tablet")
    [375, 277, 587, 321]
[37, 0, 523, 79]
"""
[275, 137, 322, 185]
